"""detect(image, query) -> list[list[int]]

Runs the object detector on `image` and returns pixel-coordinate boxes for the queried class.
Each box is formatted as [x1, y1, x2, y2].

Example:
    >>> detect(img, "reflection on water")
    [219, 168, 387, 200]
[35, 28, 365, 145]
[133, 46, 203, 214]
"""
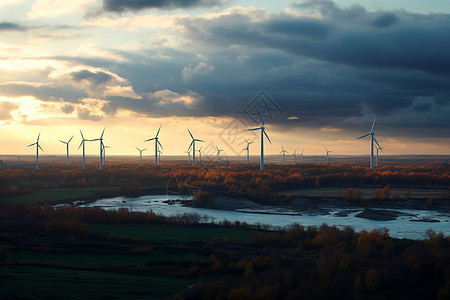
[79, 195, 449, 240]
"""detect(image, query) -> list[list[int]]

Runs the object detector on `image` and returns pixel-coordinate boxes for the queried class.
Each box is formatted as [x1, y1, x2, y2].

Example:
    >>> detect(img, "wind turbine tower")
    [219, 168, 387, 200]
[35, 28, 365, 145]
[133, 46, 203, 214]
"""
[78, 130, 87, 169]
[102, 144, 110, 168]
[59, 135, 74, 165]
[356, 118, 380, 169]
[91, 128, 106, 170]
[376, 145, 383, 166]
[144, 125, 163, 166]
[324, 147, 332, 164]
[136, 147, 146, 166]
[246, 116, 272, 170]
[301, 149, 304, 163]
[280, 145, 288, 164]
[187, 129, 204, 165]
[293, 149, 297, 164]
[185, 149, 191, 164]
[197, 146, 203, 164]
[244, 138, 254, 166]
[28, 132, 43, 171]
[216, 146, 224, 165]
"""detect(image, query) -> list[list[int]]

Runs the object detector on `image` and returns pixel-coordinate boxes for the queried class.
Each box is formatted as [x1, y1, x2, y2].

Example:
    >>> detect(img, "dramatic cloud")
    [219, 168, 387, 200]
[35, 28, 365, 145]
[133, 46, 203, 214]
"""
[102, 0, 232, 13]
[182, 62, 215, 82]
[50, 67, 141, 99]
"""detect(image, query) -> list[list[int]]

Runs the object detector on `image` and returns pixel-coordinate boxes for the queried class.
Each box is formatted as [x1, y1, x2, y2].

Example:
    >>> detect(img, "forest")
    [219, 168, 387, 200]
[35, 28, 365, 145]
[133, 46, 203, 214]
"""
[1, 162, 450, 202]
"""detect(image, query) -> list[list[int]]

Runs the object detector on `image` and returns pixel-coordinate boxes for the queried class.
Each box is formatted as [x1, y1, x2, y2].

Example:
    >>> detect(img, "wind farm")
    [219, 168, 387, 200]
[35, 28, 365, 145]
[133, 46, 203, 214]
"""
[1, 1, 450, 299]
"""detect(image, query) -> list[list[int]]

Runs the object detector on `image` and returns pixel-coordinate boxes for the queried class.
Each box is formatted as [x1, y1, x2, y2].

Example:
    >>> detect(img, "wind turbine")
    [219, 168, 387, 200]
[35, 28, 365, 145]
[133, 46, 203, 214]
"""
[78, 130, 91, 169]
[185, 149, 191, 164]
[187, 129, 204, 165]
[376, 145, 383, 166]
[216, 146, 224, 165]
[301, 149, 304, 163]
[245, 116, 271, 170]
[59, 135, 74, 165]
[102, 144, 110, 168]
[356, 117, 380, 169]
[324, 147, 332, 164]
[144, 125, 163, 166]
[243, 138, 254, 166]
[28, 132, 43, 171]
[280, 145, 288, 164]
[90, 128, 106, 170]
[136, 147, 146, 166]
[293, 149, 297, 164]
[157, 148, 163, 165]
[197, 145, 203, 164]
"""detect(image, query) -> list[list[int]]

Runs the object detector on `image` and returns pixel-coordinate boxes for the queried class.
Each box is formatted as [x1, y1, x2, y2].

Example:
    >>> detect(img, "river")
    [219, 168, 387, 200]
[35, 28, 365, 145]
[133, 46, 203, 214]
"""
[77, 194, 449, 240]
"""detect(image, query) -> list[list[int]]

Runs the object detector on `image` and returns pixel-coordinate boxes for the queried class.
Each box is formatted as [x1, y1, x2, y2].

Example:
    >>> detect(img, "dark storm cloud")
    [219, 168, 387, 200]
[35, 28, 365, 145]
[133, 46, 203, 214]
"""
[370, 12, 399, 28]
[71, 70, 114, 85]
[18, 1, 450, 139]
[102, 0, 231, 12]
[180, 6, 450, 75]
[0, 22, 25, 31]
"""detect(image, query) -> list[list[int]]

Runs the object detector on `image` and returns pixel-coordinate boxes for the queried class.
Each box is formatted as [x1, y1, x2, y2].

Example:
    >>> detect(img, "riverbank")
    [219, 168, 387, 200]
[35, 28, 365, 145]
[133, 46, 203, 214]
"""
[189, 192, 450, 222]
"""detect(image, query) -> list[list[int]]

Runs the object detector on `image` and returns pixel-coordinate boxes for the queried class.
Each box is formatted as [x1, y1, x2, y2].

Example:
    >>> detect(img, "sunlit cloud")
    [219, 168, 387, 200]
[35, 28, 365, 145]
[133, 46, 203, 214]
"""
[182, 62, 215, 82]
[27, 0, 96, 19]
[150, 89, 202, 107]
[49, 66, 141, 99]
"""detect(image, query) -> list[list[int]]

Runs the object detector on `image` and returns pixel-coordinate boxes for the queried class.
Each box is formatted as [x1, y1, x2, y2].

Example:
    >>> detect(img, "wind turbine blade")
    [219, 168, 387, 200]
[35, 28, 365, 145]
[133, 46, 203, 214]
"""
[356, 133, 370, 140]
[324, 146, 328, 152]
[142, 148, 147, 151]
[79, 129, 84, 140]
[100, 127, 105, 139]
[371, 117, 377, 132]
[196, 139, 205, 143]
[59, 140, 66, 144]
[199, 145, 203, 151]
[144, 137, 155, 142]
[216, 145, 219, 151]
[38, 145, 44, 152]
[244, 138, 249, 144]
[187, 128, 194, 140]
[187, 140, 194, 151]
[245, 128, 260, 132]
[157, 140, 163, 150]
[156, 124, 161, 137]
[37, 132, 41, 142]
[262, 115, 266, 126]
[68, 135, 74, 143]
[78, 141, 83, 150]
[263, 130, 272, 144]
[136, 147, 140, 151]
[28, 142, 36, 147]
[373, 136, 381, 149]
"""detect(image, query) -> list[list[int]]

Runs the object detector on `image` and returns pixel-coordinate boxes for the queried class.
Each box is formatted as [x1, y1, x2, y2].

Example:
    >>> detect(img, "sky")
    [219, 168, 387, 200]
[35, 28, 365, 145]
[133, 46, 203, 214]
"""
[0, 0, 449, 159]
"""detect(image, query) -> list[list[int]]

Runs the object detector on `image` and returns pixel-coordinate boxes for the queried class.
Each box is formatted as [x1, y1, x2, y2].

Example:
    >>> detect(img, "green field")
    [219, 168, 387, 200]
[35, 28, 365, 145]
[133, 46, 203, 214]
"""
[1, 187, 113, 203]
[0, 223, 254, 299]
[0, 265, 196, 299]
[91, 223, 253, 244]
